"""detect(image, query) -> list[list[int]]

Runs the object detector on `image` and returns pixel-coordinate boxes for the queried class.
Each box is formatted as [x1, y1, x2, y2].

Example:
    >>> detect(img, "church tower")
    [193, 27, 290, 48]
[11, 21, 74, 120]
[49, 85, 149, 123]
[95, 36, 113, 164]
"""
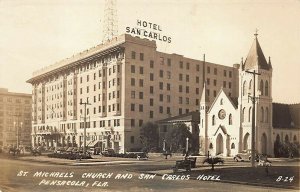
[199, 54, 210, 155]
[238, 31, 273, 156]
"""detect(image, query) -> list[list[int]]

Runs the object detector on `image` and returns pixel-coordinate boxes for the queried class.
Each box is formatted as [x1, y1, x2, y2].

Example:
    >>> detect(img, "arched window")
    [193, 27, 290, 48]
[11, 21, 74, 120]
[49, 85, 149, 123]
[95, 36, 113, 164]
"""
[229, 114, 233, 125]
[260, 80, 264, 96]
[220, 99, 223, 105]
[242, 107, 246, 123]
[285, 135, 289, 143]
[212, 115, 215, 125]
[248, 107, 252, 122]
[293, 135, 297, 143]
[249, 79, 252, 93]
[261, 107, 264, 122]
[231, 143, 235, 149]
[265, 107, 269, 123]
[265, 81, 269, 96]
[243, 81, 247, 96]
[209, 143, 213, 149]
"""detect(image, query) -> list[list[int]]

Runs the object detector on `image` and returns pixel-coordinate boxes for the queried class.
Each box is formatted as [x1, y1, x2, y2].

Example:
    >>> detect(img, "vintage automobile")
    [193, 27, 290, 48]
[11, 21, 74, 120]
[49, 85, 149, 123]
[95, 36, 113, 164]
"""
[136, 152, 149, 160]
[233, 149, 259, 162]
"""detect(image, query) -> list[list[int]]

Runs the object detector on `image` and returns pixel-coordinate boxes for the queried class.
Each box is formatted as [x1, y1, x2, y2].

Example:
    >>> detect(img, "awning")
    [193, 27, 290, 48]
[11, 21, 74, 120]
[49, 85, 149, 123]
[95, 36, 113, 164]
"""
[87, 140, 99, 147]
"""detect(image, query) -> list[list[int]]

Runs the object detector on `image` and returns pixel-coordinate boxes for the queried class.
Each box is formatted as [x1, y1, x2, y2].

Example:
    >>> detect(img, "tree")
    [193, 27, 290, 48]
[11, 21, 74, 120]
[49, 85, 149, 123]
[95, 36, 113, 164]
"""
[166, 123, 195, 153]
[140, 122, 159, 152]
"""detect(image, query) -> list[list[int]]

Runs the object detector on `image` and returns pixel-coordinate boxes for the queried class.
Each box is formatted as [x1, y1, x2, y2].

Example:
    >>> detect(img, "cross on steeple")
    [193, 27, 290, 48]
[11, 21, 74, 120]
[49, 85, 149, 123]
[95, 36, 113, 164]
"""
[254, 28, 259, 39]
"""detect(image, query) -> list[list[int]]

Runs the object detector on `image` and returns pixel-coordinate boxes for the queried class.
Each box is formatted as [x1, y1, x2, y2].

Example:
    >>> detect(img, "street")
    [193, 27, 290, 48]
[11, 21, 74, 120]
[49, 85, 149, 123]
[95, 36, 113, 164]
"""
[0, 154, 298, 192]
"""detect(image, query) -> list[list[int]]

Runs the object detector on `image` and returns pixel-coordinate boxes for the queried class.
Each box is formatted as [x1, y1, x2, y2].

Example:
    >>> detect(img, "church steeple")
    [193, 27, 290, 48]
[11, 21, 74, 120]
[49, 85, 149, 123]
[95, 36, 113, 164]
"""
[243, 31, 271, 71]
[200, 82, 209, 103]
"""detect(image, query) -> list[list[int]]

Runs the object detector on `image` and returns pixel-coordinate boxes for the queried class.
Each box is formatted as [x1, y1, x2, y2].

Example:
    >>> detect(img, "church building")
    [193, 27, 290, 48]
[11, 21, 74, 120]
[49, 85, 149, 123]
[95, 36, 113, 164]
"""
[199, 33, 299, 157]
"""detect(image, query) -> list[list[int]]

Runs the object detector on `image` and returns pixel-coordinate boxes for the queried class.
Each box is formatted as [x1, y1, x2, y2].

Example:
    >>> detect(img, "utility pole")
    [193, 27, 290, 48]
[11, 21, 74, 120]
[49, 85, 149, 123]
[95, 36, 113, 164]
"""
[12, 114, 22, 149]
[246, 69, 261, 167]
[80, 101, 91, 154]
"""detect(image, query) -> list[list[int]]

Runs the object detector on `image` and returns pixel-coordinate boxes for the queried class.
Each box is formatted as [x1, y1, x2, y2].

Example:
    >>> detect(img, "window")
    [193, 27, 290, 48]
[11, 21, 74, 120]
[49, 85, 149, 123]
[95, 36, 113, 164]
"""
[179, 61, 183, 68]
[139, 92, 143, 99]
[214, 68, 217, 75]
[139, 120, 143, 127]
[131, 91, 135, 99]
[150, 60, 154, 68]
[131, 51, 136, 59]
[229, 71, 232, 78]
[196, 64, 200, 71]
[139, 79, 143, 87]
[179, 97, 183, 104]
[159, 106, 163, 113]
[261, 107, 264, 122]
[150, 98, 154, 106]
[196, 88, 199, 95]
[159, 70, 163, 78]
[140, 67, 144, 74]
[179, 108, 182, 115]
[159, 94, 163, 101]
[167, 83, 171, 91]
[140, 53, 144, 61]
[150, 86, 154, 94]
[167, 95, 171, 102]
[248, 107, 252, 122]
[213, 90, 217, 97]
[179, 85, 182, 92]
[243, 81, 247, 96]
[186, 75, 189, 82]
[87, 75, 89, 82]
[265, 81, 269, 96]
[80, 77, 83, 83]
[224, 70, 227, 77]
[212, 115, 215, 125]
[167, 71, 171, 79]
[229, 114, 232, 125]
[229, 82, 232, 89]
[131, 104, 135, 111]
[186, 98, 189, 104]
[159, 82, 163, 90]
[196, 76, 200, 83]
[186, 86, 189, 93]
[260, 80, 264, 95]
[167, 58, 171, 66]
[131, 65, 135, 73]
[179, 74, 183, 81]
[139, 104, 143, 112]
[207, 66, 210, 73]
[196, 99, 199, 105]
[150, 111, 154, 118]
[167, 107, 170, 114]
[150, 73, 154, 81]
[131, 78, 135, 86]
[86, 86, 89, 93]
[207, 78, 210, 85]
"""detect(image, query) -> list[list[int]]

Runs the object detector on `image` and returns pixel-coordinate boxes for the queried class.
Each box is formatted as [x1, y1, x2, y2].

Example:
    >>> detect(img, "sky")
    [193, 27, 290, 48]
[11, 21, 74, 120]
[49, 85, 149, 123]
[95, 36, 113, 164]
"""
[0, 0, 299, 103]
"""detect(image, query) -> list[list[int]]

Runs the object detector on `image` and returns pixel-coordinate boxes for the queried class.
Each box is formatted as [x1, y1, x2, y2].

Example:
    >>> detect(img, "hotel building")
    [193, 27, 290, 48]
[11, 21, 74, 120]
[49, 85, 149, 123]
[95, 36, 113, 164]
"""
[27, 34, 239, 153]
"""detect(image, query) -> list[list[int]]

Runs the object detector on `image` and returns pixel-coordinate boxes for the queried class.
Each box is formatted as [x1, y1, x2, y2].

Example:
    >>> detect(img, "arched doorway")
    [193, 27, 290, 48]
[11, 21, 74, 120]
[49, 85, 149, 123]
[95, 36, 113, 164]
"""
[261, 133, 267, 154]
[285, 135, 289, 143]
[216, 134, 224, 155]
[243, 133, 250, 150]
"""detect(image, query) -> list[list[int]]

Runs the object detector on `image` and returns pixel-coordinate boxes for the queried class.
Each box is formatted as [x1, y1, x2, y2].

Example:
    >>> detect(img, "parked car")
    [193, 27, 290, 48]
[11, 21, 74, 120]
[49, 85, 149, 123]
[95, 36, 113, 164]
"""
[233, 149, 259, 162]
[136, 152, 149, 160]
[101, 149, 115, 156]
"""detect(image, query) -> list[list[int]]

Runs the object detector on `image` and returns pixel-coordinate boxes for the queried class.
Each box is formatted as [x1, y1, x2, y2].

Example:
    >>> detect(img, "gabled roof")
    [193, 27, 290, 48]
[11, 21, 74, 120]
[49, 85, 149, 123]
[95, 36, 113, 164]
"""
[214, 125, 229, 136]
[207, 88, 238, 113]
[243, 35, 271, 71]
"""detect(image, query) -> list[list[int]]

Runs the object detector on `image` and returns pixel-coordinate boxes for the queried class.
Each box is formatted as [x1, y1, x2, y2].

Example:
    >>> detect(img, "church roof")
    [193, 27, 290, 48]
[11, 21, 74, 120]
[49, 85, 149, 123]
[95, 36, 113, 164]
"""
[214, 125, 228, 136]
[156, 111, 200, 124]
[273, 103, 300, 129]
[243, 34, 271, 71]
